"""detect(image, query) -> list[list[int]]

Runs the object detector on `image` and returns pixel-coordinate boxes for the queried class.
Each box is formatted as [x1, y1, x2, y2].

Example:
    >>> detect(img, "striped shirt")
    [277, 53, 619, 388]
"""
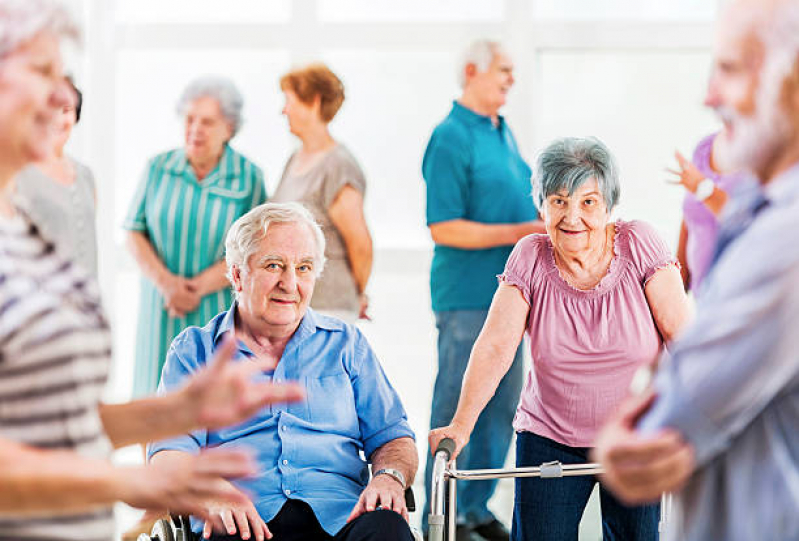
[123, 144, 267, 397]
[0, 209, 114, 541]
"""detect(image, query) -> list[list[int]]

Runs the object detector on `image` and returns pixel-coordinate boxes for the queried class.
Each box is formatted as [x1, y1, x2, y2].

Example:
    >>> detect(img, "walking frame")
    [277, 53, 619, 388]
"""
[428, 438, 672, 541]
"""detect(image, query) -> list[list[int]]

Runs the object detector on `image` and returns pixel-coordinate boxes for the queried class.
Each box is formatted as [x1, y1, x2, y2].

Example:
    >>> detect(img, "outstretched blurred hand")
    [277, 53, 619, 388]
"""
[118, 448, 257, 520]
[181, 336, 304, 431]
[666, 150, 706, 193]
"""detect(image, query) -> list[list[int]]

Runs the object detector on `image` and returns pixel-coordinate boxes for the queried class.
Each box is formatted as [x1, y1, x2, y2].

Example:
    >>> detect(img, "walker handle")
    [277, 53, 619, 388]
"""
[435, 438, 457, 460]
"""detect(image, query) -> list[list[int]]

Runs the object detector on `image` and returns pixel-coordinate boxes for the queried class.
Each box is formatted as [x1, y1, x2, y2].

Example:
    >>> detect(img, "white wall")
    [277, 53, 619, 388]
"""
[57, 1, 727, 536]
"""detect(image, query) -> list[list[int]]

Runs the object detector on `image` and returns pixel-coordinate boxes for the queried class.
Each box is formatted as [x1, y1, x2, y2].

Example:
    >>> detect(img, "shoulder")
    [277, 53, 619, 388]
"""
[429, 116, 470, 148]
[168, 312, 226, 369]
[618, 219, 663, 244]
[72, 159, 96, 186]
[228, 147, 265, 178]
[513, 232, 549, 259]
[145, 149, 182, 175]
[328, 145, 366, 179]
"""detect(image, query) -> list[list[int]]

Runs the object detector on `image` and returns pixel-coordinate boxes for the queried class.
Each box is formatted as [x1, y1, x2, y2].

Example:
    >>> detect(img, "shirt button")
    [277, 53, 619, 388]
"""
[281, 425, 288, 432]
[284, 489, 291, 496]
[282, 459, 288, 465]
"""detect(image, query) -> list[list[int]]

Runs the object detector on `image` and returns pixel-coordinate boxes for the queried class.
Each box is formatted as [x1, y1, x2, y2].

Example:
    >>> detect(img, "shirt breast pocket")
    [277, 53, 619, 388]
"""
[307, 373, 359, 435]
[206, 185, 252, 201]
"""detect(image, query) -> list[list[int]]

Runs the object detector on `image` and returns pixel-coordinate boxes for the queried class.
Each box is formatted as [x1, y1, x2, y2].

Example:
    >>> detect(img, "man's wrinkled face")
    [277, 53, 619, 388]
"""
[232, 222, 319, 331]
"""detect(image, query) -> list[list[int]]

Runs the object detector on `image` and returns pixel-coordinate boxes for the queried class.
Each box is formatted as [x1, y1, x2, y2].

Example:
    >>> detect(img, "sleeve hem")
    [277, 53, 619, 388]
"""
[497, 272, 531, 304]
[363, 422, 416, 459]
[643, 258, 681, 285]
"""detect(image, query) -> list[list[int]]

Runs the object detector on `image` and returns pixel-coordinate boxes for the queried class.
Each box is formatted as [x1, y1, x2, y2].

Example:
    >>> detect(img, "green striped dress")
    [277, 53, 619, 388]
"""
[123, 144, 267, 397]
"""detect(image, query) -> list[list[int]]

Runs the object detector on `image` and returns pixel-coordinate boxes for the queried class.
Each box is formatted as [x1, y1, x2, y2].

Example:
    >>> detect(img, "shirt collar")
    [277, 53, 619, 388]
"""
[165, 144, 236, 183]
[213, 304, 344, 349]
[450, 100, 505, 129]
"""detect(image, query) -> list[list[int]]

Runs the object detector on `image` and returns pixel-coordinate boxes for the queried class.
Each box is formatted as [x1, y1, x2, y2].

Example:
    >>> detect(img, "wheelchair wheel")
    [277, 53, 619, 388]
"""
[137, 517, 174, 541]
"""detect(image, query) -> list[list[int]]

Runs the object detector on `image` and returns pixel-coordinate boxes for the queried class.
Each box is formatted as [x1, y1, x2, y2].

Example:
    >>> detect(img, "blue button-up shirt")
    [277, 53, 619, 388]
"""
[149, 306, 415, 536]
[637, 164, 799, 541]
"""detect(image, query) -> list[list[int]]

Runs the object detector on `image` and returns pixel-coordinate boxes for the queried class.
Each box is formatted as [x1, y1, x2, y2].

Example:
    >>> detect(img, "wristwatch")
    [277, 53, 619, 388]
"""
[694, 177, 716, 201]
[374, 468, 406, 489]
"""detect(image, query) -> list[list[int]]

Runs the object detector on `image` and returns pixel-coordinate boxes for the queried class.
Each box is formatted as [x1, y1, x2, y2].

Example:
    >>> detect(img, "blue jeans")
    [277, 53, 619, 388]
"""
[423, 309, 524, 531]
[512, 432, 659, 541]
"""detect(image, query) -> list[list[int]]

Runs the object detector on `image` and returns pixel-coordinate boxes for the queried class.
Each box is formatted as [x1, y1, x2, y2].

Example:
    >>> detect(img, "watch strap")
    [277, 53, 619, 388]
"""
[373, 468, 406, 488]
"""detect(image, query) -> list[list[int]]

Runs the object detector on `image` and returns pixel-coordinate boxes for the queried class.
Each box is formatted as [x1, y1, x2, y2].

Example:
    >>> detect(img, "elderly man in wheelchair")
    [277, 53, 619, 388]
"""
[144, 202, 418, 541]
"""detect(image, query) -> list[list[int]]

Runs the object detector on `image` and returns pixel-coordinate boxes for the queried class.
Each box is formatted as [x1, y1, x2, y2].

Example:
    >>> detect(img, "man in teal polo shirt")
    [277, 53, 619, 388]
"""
[422, 40, 544, 541]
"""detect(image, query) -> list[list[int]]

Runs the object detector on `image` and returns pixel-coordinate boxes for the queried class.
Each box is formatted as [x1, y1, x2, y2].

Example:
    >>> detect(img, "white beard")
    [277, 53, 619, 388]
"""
[713, 72, 793, 179]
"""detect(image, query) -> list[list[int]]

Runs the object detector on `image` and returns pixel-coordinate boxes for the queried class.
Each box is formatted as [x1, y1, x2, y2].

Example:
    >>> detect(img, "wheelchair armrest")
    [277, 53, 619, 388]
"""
[405, 486, 416, 512]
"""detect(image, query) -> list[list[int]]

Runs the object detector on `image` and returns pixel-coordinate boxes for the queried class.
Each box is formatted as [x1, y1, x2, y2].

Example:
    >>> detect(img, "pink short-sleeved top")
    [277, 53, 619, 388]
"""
[499, 220, 677, 447]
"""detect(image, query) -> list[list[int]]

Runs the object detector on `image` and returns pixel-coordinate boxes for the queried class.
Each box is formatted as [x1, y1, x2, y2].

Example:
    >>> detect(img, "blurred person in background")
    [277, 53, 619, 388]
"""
[14, 75, 99, 277]
[124, 75, 267, 399]
[595, 1, 799, 539]
[668, 132, 744, 292]
[421, 39, 545, 541]
[0, 2, 302, 540]
[272, 62, 372, 323]
[430, 137, 690, 541]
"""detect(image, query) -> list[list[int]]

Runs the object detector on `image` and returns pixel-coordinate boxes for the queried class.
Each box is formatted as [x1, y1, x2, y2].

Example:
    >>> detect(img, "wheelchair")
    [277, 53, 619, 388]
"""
[427, 438, 673, 541]
[138, 488, 423, 541]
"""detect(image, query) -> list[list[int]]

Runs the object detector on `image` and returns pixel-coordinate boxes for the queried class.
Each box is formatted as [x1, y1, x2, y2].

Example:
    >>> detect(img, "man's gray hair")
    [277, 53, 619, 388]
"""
[0, 0, 78, 60]
[754, 0, 799, 101]
[225, 202, 326, 296]
[176, 75, 244, 138]
[532, 137, 620, 213]
[458, 39, 504, 88]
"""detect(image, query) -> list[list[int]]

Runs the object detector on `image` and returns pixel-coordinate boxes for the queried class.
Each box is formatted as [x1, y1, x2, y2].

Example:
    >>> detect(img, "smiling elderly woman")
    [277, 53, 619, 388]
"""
[429, 137, 691, 540]
[123, 76, 267, 399]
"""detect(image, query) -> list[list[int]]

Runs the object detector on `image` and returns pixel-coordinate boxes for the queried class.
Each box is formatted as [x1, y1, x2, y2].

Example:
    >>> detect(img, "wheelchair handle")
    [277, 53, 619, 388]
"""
[435, 438, 457, 460]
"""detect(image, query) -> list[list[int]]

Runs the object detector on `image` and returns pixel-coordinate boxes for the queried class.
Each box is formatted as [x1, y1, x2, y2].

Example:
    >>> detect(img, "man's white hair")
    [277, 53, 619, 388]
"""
[755, 0, 799, 90]
[0, 0, 78, 60]
[224, 202, 326, 298]
[458, 39, 504, 88]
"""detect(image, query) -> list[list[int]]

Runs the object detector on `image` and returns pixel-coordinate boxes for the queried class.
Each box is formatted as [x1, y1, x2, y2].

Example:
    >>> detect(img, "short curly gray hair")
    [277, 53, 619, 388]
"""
[176, 75, 244, 138]
[532, 137, 620, 213]
[225, 202, 326, 299]
[0, 0, 78, 60]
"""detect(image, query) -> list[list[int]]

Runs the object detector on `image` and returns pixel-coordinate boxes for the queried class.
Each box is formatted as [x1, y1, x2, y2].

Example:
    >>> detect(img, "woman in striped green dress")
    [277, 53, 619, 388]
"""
[124, 76, 267, 398]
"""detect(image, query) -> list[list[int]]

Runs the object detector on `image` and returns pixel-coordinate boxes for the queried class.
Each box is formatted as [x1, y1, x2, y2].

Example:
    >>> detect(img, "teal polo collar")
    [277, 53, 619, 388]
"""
[450, 100, 506, 129]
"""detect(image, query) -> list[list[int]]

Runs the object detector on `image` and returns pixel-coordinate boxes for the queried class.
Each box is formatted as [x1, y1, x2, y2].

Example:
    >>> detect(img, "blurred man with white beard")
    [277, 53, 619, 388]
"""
[593, 0, 799, 540]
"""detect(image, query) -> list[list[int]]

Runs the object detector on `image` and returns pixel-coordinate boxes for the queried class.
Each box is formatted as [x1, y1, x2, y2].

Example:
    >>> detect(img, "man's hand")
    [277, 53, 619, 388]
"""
[180, 336, 305, 431]
[117, 449, 256, 519]
[202, 483, 272, 541]
[347, 474, 407, 523]
[592, 389, 696, 504]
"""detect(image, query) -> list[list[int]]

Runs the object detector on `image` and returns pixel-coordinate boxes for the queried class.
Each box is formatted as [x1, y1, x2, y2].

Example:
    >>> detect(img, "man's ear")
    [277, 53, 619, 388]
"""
[464, 63, 477, 82]
[230, 264, 243, 291]
[787, 55, 799, 116]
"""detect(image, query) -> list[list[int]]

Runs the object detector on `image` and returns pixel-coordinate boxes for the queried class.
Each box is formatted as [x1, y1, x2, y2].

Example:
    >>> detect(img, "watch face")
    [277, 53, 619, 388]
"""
[696, 178, 715, 201]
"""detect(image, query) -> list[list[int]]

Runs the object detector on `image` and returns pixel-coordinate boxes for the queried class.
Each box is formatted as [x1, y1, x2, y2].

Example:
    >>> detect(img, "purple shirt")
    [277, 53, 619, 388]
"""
[500, 220, 676, 447]
[682, 133, 743, 290]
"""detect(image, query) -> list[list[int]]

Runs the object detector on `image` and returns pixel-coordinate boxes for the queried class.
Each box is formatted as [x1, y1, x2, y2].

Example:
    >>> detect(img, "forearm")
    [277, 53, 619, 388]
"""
[369, 437, 418, 487]
[98, 391, 196, 449]
[451, 338, 516, 431]
[197, 260, 230, 296]
[702, 186, 728, 216]
[344, 233, 373, 294]
[126, 231, 172, 289]
[0, 439, 124, 514]
[430, 219, 544, 249]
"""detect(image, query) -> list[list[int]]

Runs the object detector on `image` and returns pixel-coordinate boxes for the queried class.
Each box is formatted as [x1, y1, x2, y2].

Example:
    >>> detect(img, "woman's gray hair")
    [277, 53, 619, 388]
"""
[458, 39, 503, 88]
[532, 137, 620, 212]
[176, 75, 244, 137]
[0, 0, 78, 60]
[225, 202, 326, 297]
